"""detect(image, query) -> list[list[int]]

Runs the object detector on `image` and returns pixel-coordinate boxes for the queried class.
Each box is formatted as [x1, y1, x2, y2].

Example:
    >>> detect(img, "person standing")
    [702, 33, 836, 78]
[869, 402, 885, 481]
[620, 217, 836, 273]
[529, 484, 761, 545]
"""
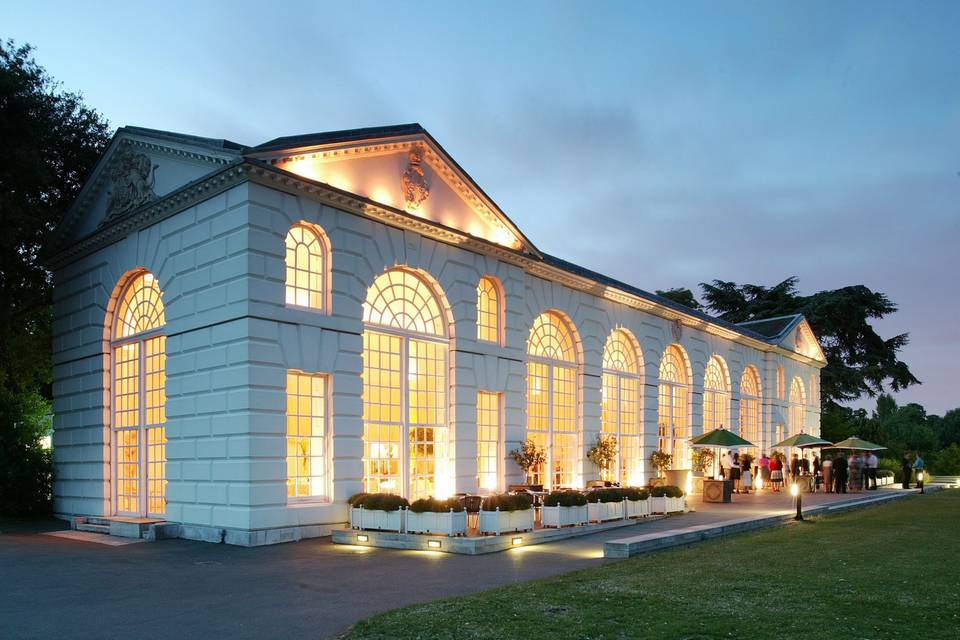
[759, 453, 771, 490]
[769, 454, 783, 493]
[834, 453, 848, 493]
[800, 454, 811, 477]
[812, 454, 822, 492]
[731, 452, 742, 493]
[721, 451, 734, 482]
[913, 452, 925, 488]
[866, 451, 879, 490]
[791, 453, 801, 481]
[901, 453, 912, 489]
[848, 454, 860, 492]
[822, 455, 833, 493]
[741, 456, 753, 494]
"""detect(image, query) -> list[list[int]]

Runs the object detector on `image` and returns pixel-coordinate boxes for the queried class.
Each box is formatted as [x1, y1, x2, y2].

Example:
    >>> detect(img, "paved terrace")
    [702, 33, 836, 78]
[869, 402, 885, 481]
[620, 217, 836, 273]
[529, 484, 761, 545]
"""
[0, 486, 929, 640]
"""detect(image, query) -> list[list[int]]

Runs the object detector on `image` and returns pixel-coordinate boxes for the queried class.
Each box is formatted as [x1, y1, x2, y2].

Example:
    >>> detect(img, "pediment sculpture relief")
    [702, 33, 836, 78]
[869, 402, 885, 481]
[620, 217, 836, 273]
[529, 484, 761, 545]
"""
[400, 146, 430, 211]
[107, 150, 159, 217]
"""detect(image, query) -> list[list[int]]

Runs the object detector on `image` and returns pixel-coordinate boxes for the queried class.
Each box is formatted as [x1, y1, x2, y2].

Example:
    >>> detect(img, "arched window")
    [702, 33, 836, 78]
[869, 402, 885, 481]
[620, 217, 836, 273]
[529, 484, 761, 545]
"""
[601, 329, 641, 485]
[739, 366, 761, 452]
[111, 271, 166, 517]
[476, 276, 502, 344]
[789, 376, 806, 436]
[526, 311, 579, 488]
[658, 344, 690, 468]
[702, 356, 730, 433]
[809, 374, 818, 408]
[285, 223, 328, 310]
[776, 365, 785, 400]
[362, 270, 449, 499]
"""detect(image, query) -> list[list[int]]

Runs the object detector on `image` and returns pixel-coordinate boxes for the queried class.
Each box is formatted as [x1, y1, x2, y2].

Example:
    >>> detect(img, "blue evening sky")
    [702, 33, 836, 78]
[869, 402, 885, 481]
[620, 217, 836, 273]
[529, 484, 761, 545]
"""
[5, 1, 958, 413]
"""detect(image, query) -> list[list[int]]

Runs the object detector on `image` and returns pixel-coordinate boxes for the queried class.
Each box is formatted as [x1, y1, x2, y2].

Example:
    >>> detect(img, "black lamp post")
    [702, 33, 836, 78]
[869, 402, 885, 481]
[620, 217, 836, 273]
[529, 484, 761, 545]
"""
[791, 482, 803, 520]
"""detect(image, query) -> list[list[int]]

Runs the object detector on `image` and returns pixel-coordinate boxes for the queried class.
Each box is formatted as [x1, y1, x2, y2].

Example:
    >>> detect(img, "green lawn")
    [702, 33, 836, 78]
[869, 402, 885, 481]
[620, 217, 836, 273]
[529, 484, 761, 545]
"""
[348, 490, 960, 640]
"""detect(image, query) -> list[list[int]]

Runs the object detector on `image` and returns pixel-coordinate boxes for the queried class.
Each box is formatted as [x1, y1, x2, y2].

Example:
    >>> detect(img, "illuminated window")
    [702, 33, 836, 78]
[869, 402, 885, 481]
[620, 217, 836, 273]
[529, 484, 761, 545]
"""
[789, 376, 806, 436]
[285, 223, 328, 310]
[658, 344, 690, 468]
[526, 311, 579, 488]
[739, 366, 761, 454]
[601, 329, 641, 485]
[809, 374, 818, 407]
[476, 276, 502, 344]
[111, 271, 166, 516]
[702, 356, 730, 433]
[477, 391, 501, 492]
[362, 270, 449, 499]
[286, 371, 328, 500]
[776, 365, 785, 400]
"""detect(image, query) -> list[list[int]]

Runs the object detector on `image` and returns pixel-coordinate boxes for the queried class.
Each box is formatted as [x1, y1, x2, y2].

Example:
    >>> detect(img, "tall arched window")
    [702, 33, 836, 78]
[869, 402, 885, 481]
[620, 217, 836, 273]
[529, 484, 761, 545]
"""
[601, 329, 641, 485]
[362, 269, 449, 499]
[789, 376, 806, 436]
[776, 365, 785, 400]
[809, 374, 818, 408]
[526, 311, 579, 488]
[702, 356, 730, 433]
[476, 276, 502, 344]
[111, 271, 166, 517]
[658, 344, 690, 468]
[739, 366, 761, 452]
[285, 223, 328, 310]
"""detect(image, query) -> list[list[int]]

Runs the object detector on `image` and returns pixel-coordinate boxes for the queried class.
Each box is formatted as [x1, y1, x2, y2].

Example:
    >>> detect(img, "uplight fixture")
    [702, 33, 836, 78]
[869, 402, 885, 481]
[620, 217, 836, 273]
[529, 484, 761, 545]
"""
[427, 539, 442, 549]
[357, 534, 369, 543]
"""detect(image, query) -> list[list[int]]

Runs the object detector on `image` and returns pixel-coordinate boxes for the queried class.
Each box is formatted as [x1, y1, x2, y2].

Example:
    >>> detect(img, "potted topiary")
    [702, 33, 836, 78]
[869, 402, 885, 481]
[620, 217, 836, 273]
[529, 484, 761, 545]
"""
[479, 493, 534, 535]
[587, 487, 628, 522]
[405, 497, 467, 536]
[623, 486, 650, 518]
[509, 440, 546, 490]
[650, 450, 673, 480]
[350, 493, 409, 531]
[541, 490, 588, 527]
[691, 449, 714, 477]
[587, 434, 618, 483]
[650, 485, 686, 514]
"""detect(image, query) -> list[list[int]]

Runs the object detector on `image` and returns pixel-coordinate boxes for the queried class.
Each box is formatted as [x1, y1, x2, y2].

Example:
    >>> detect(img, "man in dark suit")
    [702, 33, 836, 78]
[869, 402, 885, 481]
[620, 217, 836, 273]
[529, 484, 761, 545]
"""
[833, 454, 848, 494]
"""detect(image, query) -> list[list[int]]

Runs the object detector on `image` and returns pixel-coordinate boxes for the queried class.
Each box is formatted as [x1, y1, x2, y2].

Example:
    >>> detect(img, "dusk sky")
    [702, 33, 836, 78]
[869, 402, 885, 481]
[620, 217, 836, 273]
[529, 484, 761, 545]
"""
[7, 1, 958, 414]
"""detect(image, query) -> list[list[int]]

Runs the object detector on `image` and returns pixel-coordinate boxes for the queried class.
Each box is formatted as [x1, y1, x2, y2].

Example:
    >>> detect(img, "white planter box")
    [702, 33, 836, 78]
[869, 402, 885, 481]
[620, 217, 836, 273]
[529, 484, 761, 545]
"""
[405, 510, 468, 536]
[479, 508, 534, 535]
[650, 496, 685, 514]
[625, 498, 650, 518]
[587, 500, 625, 522]
[541, 504, 588, 528]
[349, 507, 405, 532]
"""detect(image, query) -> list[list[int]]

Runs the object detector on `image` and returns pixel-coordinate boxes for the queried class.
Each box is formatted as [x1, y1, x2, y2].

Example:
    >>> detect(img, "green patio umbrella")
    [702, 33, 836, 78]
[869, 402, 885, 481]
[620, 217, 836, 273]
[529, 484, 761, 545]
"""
[773, 432, 834, 449]
[689, 428, 755, 480]
[828, 436, 887, 451]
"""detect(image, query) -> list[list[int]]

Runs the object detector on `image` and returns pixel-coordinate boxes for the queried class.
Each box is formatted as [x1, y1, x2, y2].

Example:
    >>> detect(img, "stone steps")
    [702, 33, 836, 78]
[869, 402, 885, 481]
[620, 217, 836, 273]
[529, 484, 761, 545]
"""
[72, 516, 174, 540]
[76, 523, 110, 534]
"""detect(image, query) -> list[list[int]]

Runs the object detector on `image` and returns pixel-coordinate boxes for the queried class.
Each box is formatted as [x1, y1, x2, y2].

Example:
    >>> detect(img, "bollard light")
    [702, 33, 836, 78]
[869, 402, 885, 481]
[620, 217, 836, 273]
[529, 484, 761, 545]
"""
[917, 471, 925, 494]
[791, 483, 803, 521]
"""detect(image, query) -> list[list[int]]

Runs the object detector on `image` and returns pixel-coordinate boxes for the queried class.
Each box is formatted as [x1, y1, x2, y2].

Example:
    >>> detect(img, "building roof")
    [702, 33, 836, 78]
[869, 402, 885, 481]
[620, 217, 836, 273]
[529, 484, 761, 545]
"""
[736, 314, 804, 341]
[121, 126, 246, 152]
[249, 123, 427, 153]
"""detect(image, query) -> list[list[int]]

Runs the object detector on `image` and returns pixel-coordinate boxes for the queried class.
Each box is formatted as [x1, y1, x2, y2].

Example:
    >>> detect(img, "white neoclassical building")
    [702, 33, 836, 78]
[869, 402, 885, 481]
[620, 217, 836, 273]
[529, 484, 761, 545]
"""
[49, 124, 826, 545]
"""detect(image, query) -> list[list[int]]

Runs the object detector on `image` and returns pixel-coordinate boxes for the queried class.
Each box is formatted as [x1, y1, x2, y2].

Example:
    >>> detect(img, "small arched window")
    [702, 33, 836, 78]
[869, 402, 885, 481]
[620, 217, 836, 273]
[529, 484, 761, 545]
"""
[739, 366, 761, 451]
[776, 365, 785, 400]
[476, 276, 502, 344]
[285, 223, 328, 310]
[789, 376, 806, 436]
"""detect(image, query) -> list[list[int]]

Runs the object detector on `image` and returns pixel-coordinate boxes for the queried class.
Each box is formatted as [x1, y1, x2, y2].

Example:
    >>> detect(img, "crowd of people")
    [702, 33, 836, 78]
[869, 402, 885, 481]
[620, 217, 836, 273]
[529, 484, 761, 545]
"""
[715, 449, 927, 494]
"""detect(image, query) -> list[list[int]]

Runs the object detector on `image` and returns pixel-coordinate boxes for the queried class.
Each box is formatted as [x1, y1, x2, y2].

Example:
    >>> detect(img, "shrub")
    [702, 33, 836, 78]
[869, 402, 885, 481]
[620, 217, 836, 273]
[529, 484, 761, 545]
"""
[543, 490, 588, 507]
[650, 450, 672, 475]
[508, 440, 546, 481]
[408, 497, 464, 513]
[347, 492, 370, 506]
[622, 487, 648, 501]
[359, 493, 409, 511]
[587, 488, 624, 503]
[482, 493, 533, 511]
[651, 485, 684, 498]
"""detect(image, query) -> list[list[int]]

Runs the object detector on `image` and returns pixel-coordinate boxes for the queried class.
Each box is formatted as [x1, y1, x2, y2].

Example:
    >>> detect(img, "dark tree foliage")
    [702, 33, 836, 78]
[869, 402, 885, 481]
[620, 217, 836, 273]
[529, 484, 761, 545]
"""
[654, 287, 703, 311]
[0, 40, 111, 515]
[698, 277, 919, 408]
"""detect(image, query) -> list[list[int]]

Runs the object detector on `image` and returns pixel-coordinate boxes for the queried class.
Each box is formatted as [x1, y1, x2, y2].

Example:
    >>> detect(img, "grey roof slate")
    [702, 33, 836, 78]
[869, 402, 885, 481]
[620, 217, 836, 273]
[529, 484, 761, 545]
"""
[121, 126, 246, 152]
[736, 315, 803, 341]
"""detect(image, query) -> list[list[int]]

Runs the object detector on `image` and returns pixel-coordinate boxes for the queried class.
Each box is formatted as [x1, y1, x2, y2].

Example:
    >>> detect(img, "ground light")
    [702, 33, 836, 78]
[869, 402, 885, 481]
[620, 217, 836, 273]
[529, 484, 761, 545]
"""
[790, 482, 803, 521]
[356, 534, 368, 543]
[917, 472, 925, 494]
[427, 539, 442, 549]
[511, 536, 523, 546]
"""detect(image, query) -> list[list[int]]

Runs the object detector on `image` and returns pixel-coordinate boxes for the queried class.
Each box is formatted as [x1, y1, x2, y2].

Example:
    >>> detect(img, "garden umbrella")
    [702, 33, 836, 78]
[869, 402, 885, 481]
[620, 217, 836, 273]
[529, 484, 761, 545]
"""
[829, 436, 887, 451]
[773, 432, 834, 449]
[689, 428, 755, 479]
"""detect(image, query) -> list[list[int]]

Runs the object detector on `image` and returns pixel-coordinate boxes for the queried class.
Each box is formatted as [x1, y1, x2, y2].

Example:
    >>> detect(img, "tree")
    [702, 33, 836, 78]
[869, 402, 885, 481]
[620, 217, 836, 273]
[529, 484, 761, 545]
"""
[699, 277, 919, 408]
[0, 40, 111, 514]
[655, 287, 703, 311]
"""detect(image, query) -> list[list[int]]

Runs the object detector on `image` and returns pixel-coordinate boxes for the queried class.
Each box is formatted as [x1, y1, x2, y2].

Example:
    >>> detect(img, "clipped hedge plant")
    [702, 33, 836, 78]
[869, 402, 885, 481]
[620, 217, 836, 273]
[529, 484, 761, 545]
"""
[408, 497, 465, 513]
[359, 493, 409, 511]
[543, 490, 588, 507]
[622, 487, 649, 501]
[347, 492, 370, 506]
[651, 485, 685, 498]
[481, 493, 533, 511]
[587, 488, 625, 503]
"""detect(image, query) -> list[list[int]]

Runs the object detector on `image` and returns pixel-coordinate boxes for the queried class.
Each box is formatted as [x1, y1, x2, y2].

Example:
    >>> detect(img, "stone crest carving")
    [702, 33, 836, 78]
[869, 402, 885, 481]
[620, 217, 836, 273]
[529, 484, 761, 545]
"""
[671, 319, 683, 342]
[107, 150, 159, 217]
[400, 146, 430, 211]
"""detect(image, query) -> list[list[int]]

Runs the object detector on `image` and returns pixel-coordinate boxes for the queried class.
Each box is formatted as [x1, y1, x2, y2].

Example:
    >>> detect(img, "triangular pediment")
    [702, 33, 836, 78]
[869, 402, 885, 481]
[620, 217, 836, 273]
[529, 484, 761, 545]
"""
[246, 124, 536, 254]
[51, 127, 242, 250]
[781, 318, 826, 362]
